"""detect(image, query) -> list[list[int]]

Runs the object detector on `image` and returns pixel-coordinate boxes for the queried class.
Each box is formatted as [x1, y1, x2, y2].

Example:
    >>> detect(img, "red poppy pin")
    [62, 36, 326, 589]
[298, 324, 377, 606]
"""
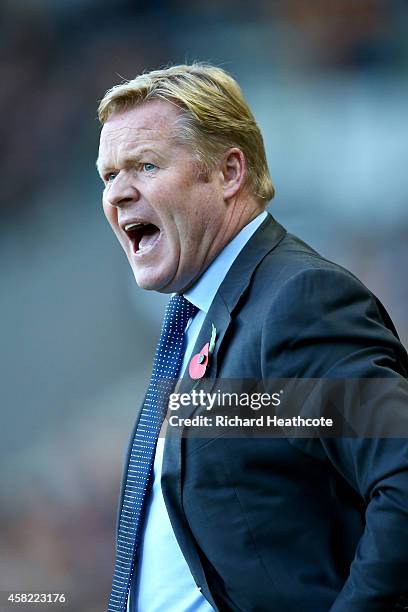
[188, 324, 217, 380]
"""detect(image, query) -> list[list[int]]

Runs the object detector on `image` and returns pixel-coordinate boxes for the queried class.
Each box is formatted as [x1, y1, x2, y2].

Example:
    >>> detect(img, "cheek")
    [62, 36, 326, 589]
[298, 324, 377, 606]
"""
[103, 198, 117, 227]
[103, 199, 123, 242]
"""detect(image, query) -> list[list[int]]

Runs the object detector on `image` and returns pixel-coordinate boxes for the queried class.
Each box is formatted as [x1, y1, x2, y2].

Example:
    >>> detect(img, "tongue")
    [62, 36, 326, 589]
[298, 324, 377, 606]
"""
[139, 225, 160, 250]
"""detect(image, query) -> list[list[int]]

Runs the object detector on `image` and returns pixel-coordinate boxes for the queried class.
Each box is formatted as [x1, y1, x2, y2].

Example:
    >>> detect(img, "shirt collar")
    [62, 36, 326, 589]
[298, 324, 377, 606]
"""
[184, 210, 268, 314]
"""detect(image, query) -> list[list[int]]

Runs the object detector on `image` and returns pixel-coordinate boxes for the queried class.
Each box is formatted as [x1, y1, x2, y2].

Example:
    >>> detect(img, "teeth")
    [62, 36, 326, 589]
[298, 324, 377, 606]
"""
[124, 222, 146, 232]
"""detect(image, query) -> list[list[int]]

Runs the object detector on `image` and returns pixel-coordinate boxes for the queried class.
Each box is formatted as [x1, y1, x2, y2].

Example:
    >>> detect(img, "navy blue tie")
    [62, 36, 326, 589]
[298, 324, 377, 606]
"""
[108, 294, 198, 612]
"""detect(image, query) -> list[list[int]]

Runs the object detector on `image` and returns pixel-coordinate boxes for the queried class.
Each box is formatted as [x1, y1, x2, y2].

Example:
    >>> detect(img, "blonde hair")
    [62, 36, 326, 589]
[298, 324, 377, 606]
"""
[98, 63, 274, 203]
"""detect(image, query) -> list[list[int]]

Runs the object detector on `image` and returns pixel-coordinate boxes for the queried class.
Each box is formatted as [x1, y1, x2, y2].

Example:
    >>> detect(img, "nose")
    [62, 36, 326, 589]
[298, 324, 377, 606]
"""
[106, 171, 140, 208]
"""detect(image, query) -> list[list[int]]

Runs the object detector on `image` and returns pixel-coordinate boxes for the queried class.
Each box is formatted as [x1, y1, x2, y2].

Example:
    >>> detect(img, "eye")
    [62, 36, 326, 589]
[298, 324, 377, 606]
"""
[142, 162, 156, 172]
[105, 172, 118, 183]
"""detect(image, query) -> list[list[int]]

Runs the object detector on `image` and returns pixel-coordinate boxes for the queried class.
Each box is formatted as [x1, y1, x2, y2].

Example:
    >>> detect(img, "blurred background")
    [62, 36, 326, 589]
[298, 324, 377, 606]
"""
[1, 0, 407, 609]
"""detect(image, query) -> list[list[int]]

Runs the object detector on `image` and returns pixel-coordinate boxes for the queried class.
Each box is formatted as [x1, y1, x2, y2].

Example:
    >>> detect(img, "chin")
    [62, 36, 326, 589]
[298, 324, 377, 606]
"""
[132, 268, 174, 293]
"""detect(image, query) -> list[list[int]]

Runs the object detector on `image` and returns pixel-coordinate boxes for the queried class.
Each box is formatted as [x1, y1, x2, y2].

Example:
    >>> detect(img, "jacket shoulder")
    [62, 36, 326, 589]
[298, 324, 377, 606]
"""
[238, 227, 408, 378]
[255, 230, 365, 289]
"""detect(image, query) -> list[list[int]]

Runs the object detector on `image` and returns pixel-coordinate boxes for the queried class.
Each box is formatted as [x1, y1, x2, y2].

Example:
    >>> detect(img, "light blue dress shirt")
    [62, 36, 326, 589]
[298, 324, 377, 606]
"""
[129, 211, 268, 611]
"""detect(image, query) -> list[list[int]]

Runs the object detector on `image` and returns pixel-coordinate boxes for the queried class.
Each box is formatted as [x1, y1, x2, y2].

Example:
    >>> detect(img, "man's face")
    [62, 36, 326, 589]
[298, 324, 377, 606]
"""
[97, 99, 228, 293]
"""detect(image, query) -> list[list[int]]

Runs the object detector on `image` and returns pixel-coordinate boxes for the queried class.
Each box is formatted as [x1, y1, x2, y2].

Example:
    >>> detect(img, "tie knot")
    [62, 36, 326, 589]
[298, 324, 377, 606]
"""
[163, 294, 198, 335]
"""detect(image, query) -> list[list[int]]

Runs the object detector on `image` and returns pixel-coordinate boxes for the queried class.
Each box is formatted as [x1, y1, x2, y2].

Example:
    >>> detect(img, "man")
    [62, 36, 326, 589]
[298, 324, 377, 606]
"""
[96, 64, 408, 611]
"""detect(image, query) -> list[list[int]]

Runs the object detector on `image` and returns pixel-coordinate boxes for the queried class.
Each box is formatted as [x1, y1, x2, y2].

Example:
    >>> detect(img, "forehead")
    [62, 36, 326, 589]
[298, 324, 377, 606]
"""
[99, 99, 181, 156]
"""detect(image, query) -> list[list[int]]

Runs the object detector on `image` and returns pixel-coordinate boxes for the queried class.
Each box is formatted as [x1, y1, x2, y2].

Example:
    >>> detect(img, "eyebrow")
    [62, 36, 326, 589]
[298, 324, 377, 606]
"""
[96, 147, 163, 177]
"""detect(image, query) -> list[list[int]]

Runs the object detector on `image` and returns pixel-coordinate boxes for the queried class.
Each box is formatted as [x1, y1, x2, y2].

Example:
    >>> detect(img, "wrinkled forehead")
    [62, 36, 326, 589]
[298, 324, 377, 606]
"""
[99, 100, 182, 149]
[98, 124, 161, 158]
[96, 100, 187, 176]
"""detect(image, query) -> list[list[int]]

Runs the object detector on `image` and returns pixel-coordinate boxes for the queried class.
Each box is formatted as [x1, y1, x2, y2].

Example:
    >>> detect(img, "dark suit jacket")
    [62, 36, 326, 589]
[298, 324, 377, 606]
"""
[119, 215, 408, 612]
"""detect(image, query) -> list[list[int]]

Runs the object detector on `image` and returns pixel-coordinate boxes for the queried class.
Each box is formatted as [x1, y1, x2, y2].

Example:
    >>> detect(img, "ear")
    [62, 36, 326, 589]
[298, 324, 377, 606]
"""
[220, 148, 246, 201]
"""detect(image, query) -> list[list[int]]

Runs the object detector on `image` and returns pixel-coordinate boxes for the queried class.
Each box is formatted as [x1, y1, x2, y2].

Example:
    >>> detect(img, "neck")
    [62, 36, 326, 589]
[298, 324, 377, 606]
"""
[217, 195, 265, 251]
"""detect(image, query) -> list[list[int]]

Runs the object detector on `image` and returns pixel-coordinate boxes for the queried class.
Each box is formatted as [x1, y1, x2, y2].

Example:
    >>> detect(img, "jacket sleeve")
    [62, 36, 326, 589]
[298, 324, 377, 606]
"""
[261, 265, 408, 611]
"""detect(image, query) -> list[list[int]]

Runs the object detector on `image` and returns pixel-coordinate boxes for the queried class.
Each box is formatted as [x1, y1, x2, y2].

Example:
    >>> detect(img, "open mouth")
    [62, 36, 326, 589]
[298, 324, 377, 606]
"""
[123, 222, 161, 254]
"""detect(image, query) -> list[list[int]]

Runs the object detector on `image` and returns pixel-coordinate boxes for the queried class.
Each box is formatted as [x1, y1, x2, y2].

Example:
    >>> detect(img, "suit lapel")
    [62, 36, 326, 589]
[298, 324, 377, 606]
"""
[177, 214, 286, 396]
